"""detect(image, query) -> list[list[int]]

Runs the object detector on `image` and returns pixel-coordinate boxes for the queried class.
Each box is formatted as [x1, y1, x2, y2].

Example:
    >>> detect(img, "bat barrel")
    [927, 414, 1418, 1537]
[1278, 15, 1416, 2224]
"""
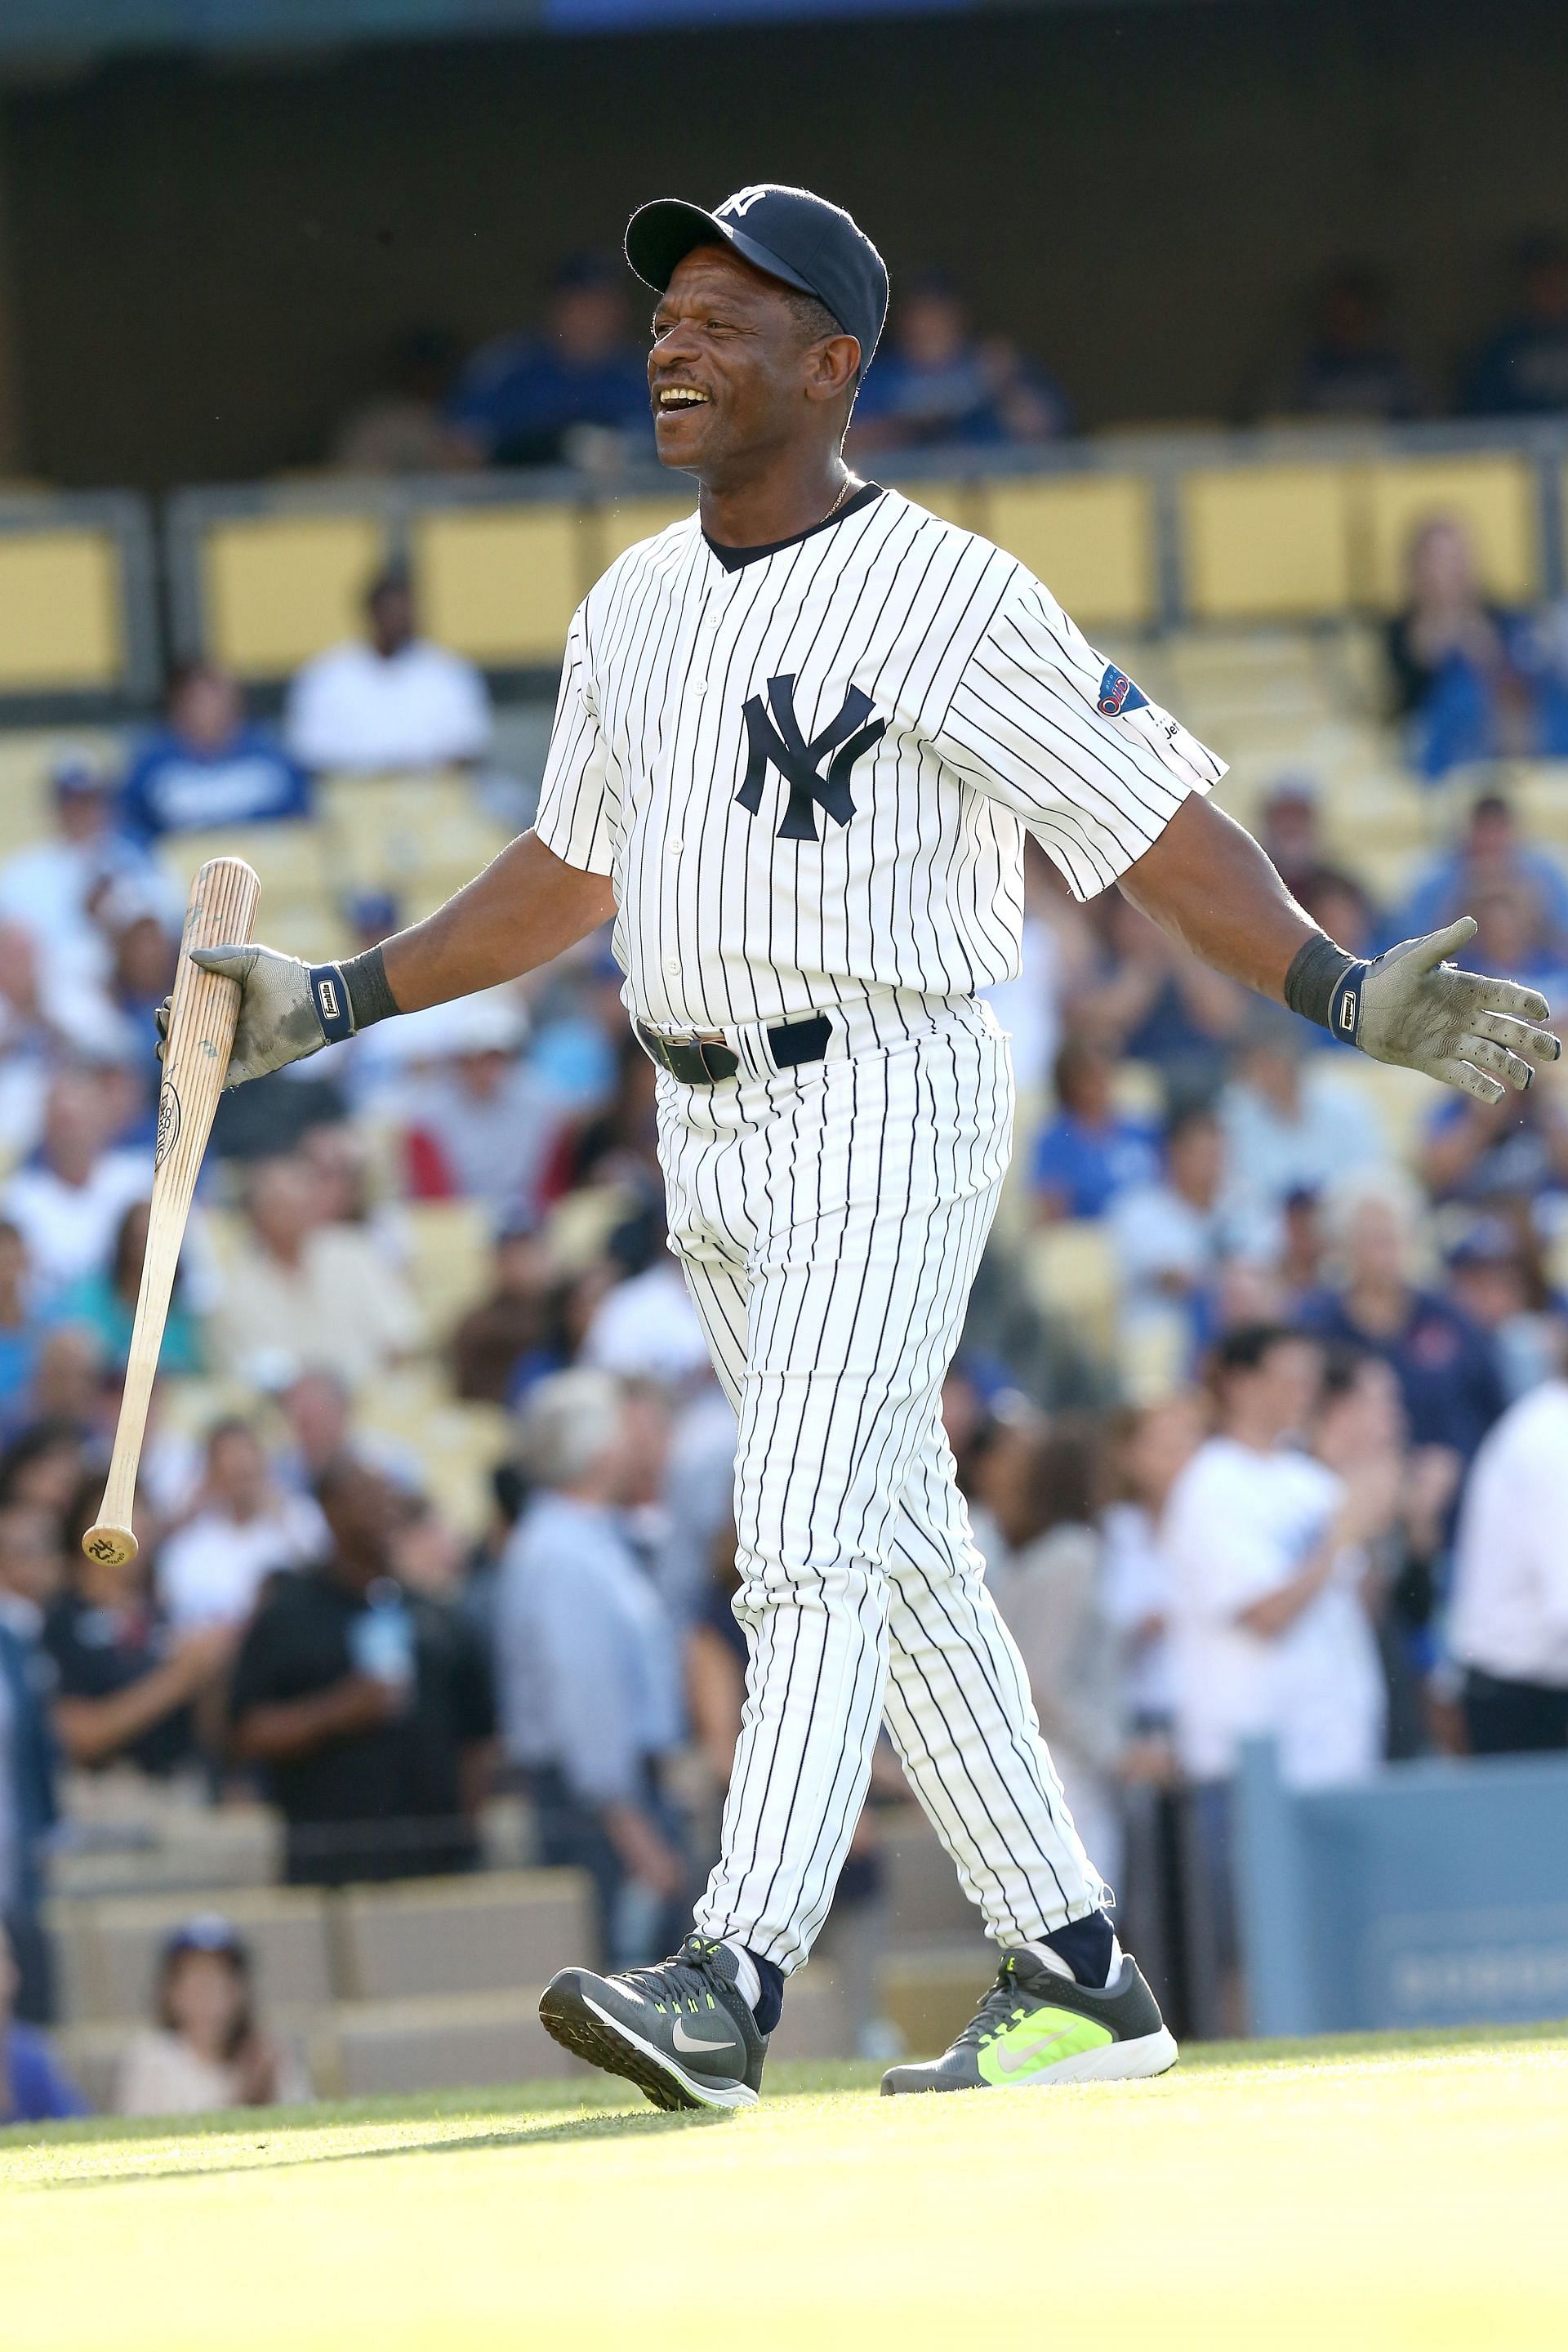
[82, 855, 261, 1566]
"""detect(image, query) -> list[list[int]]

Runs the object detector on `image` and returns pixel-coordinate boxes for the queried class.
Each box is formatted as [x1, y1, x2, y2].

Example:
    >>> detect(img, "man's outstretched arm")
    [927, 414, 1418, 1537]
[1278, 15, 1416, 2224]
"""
[176, 832, 615, 1088]
[1122, 794, 1560, 1103]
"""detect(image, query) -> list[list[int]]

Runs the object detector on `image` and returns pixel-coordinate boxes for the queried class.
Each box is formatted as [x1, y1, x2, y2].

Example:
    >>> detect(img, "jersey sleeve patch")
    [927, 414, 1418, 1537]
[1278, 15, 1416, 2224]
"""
[1095, 663, 1150, 719]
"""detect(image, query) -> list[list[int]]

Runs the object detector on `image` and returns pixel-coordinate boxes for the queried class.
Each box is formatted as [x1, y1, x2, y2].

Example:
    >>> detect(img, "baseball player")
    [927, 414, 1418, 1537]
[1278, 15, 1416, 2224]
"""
[186, 185, 1557, 2110]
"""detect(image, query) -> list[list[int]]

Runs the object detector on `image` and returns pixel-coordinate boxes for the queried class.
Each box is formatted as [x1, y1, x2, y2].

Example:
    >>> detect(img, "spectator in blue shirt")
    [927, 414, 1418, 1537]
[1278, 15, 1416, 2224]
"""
[1463, 234, 1568, 417]
[1399, 791, 1568, 953]
[1386, 519, 1568, 779]
[1030, 1040, 1156, 1222]
[119, 663, 311, 843]
[496, 1369, 685, 1967]
[852, 272, 1071, 452]
[1298, 1185, 1505, 1462]
[443, 254, 652, 469]
[1, 1922, 87, 2123]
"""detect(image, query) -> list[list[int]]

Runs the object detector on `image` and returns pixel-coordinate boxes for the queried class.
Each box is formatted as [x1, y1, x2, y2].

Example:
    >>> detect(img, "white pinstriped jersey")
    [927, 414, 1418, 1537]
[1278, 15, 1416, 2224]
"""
[535, 483, 1224, 1031]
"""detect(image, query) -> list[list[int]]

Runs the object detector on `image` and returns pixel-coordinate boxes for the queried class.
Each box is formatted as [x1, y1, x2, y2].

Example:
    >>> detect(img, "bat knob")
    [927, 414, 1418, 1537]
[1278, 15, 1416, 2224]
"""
[81, 1524, 139, 1569]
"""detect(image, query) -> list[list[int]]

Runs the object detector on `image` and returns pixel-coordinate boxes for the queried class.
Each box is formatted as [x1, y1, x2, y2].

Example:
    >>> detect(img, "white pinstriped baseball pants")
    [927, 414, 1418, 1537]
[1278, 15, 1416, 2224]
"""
[656, 990, 1106, 1976]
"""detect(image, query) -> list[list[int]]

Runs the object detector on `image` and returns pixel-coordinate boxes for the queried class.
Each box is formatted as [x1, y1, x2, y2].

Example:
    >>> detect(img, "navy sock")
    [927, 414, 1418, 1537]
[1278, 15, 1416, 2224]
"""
[745, 1948, 785, 2034]
[1043, 1910, 1116, 1989]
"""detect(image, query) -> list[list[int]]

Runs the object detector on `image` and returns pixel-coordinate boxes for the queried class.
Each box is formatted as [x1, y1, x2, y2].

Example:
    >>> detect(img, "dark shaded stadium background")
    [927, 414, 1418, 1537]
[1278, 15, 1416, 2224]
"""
[0, 0, 1561, 487]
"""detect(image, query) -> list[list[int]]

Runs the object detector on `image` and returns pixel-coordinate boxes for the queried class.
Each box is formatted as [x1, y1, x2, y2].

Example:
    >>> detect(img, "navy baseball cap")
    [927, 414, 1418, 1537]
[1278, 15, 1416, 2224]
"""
[625, 185, 889, 372]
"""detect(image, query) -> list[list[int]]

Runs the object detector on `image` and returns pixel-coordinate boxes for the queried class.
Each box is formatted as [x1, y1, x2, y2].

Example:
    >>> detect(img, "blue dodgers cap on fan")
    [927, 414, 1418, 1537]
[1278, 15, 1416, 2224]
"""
[625, 184, 889, 372]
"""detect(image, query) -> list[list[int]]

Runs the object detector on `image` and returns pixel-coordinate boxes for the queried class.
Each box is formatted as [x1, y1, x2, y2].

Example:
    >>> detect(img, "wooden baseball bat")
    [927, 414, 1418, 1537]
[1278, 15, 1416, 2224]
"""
[82, 855, 260, 1569]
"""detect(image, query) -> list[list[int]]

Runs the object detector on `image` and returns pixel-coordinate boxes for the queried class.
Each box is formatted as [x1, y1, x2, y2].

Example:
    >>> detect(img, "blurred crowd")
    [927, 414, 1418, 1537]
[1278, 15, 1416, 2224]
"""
[325, 233, 1568, 482]
[8, 474, 1568, 2124]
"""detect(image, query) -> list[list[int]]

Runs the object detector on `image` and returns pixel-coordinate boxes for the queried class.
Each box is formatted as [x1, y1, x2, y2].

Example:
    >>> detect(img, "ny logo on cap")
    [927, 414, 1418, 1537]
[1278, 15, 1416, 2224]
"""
[736, 675, 887, 843]
[715, 187, 772, 220]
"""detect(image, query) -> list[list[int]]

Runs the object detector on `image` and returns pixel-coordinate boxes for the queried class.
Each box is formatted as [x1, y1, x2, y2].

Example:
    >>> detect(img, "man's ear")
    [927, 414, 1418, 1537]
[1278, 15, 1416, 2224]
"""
[804, 333, 862, 404]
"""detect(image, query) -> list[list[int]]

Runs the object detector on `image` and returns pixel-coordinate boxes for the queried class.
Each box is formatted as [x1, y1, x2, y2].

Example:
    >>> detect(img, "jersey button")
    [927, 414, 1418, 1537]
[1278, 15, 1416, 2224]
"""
[668, 836, 684, 853]
[664, 955, 680, 974]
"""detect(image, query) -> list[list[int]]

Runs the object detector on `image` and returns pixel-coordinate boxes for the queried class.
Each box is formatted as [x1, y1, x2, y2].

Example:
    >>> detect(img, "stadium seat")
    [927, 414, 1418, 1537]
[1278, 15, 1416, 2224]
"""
[880, 1949, 996, 2059]
[1179, 465, 1355, 621]
[332, 1869, 595, 2001]
[880, 1810, 987, 1949]
[354, 1379, 514, 1534]
[317, 772, 513, 912]
[0, 526, 125, 693]
[982, 473, 1156, 629]
[394, 1198, 497, 1331]
[322, 1989, 577, 2096]
[1356, 455, 1538, 608]
[589, 494, 695, 573]
[156, 818, 330, 903]
[897, 478, 985, 532]
[56, 1886, 334, 2024]
[411, 505, 578, 667]
[1018, 1221, 1118, 1356]
[202, 511, 388, 679]
[765, 1968, 853, 2060]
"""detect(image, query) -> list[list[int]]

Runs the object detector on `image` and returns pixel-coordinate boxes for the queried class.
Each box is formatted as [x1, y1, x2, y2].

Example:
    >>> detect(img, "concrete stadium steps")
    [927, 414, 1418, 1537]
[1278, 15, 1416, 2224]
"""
[330, 1870, 595, 2003]
[318, 1989, 577, 2098]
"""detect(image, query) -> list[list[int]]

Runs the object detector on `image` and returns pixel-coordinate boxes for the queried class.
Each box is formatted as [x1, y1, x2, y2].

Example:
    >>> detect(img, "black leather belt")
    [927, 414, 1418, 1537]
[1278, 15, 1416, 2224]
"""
[636, 1013, 832, 1085]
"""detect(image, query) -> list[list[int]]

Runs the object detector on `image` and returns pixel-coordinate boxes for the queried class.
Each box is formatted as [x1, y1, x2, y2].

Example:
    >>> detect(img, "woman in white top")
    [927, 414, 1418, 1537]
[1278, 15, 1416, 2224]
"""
[116, 1914, 309, 2118]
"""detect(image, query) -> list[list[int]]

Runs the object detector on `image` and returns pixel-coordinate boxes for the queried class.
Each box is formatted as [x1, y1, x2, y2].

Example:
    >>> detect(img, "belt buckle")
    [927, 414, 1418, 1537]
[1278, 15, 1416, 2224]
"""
[689, 1030, 737, 1083]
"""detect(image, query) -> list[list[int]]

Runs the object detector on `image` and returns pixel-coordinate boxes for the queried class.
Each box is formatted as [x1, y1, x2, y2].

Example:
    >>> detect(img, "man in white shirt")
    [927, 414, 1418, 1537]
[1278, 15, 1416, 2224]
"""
[209, 1154, 424, 1389]
[0, 1074, 148, 1300]
[1449, 1371, 1568, 1751]
[1164, 1323, 1391, 1796]
[158, 1420, 326, 1630]
[285, 566, 491, 774]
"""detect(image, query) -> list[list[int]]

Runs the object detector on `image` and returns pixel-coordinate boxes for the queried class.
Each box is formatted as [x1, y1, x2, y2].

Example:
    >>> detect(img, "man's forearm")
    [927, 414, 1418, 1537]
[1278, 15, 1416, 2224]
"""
[1120, 795, 1319, 1003]
[377, 831, 617, 1015]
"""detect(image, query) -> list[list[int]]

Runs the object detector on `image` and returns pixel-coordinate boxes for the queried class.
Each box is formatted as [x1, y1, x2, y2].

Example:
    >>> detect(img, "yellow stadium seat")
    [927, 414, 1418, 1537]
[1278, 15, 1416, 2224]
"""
[394, 1197, 496, 1329]
[1504, 760, 1568, 848]
[411, 504, 578, 666]
[1019, 1220, 1118, 1354]
[203, 511, 387, 678]
[897, 478, 985, 532]
[1180, 465, 1355, 621]
[982, 474, 1156, 628]
[1356, 456, 1538, 608]
[157, 817, 329, 902]
[589, 494, 696, 575]
[318, 772, 512, 902]
[0, 528, 123, 691]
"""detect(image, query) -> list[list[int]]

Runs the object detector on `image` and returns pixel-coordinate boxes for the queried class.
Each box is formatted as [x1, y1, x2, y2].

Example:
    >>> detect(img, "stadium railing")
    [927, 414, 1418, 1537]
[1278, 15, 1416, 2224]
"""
[7, 421, 1568, 725]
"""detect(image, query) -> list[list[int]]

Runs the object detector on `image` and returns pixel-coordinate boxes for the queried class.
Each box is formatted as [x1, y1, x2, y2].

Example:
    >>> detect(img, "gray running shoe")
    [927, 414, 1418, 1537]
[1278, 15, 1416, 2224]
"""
[539, 1933, 768, 2112]
[880, 1944, 1178, 2094]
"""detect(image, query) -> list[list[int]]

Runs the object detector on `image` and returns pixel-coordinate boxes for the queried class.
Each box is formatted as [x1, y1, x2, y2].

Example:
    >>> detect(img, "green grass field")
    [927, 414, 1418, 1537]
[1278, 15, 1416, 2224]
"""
[4, 2026, 1566, 2350]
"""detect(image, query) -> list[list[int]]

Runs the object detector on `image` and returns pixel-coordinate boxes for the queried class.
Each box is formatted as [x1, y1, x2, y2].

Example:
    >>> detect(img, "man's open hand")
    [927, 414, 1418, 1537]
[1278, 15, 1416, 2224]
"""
[1355, 916, 1561, 1102]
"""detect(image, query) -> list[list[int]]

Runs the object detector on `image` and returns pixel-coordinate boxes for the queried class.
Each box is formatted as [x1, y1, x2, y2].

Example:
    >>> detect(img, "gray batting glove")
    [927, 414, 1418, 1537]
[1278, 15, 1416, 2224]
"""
[155, 944, 328, 1089]
[1350, 916, 1561, 1104]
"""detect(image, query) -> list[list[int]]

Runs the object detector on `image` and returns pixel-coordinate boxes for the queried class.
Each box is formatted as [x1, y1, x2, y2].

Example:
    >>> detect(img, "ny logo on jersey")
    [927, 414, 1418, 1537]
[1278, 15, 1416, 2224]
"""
[736, 675, 888, 843]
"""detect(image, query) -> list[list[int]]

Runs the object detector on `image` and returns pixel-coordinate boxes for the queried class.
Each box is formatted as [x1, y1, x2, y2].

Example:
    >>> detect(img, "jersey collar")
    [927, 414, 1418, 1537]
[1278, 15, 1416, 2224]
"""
[702, 480, 884, 572]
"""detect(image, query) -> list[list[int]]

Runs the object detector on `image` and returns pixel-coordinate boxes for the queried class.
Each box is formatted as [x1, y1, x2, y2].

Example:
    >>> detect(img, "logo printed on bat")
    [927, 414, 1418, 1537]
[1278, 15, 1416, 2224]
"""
[154, 1082, 182, 1169]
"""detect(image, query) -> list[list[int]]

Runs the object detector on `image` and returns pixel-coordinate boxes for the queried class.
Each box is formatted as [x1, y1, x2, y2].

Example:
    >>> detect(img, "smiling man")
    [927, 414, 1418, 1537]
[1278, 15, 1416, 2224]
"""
[182, 184, 1558, 2112]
